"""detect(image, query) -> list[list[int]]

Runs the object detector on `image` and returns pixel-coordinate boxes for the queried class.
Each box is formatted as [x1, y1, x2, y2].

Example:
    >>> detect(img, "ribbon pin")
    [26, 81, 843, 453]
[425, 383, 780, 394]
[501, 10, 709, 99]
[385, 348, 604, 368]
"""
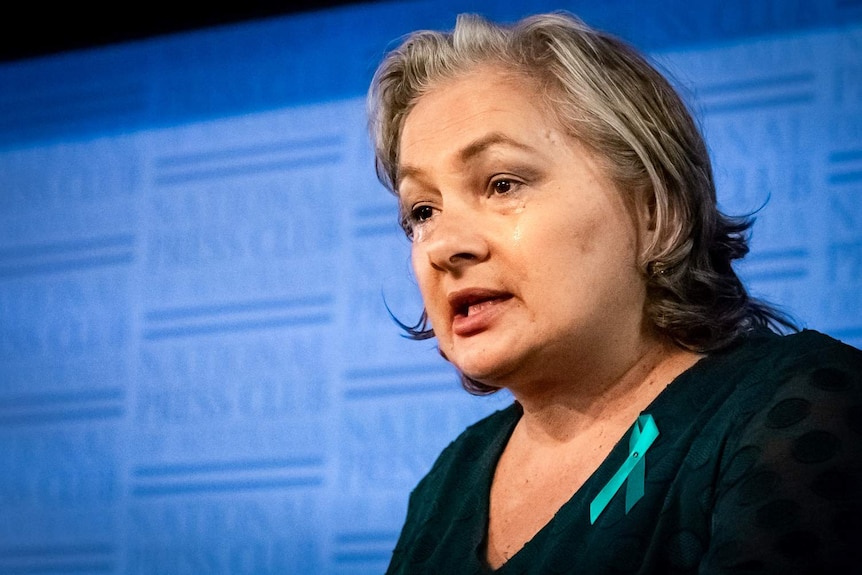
[589, 413, 659, 524]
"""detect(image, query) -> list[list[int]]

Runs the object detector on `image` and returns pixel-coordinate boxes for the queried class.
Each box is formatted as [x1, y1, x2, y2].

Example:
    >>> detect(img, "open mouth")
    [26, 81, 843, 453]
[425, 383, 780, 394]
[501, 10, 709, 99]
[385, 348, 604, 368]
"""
[449, 289, 513, 319]
[457, 298, 502, 317]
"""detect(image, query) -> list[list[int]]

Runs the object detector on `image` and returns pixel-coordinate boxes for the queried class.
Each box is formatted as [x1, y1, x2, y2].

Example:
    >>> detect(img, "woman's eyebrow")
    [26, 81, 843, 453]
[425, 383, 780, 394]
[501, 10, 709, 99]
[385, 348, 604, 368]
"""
[395, 164, 424, 190]
[396, 132, 537, 187]
[458, 132, 536, 164]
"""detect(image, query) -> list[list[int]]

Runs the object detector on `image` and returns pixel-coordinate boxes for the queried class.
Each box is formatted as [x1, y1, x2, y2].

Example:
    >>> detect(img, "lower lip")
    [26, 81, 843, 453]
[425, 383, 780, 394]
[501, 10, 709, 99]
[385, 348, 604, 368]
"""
[451, 296, 512, 337]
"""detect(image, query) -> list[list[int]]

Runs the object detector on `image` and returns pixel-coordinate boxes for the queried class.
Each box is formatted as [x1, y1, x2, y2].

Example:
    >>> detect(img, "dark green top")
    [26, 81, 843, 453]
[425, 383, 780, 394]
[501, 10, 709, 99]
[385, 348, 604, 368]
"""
[386, 330, 862, 574]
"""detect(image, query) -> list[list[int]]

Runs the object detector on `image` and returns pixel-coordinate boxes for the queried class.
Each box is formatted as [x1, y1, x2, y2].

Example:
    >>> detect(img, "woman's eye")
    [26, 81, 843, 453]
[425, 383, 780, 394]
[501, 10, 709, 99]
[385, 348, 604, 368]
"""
[411, 205, 434, 222]
[492, 179, 515, 194]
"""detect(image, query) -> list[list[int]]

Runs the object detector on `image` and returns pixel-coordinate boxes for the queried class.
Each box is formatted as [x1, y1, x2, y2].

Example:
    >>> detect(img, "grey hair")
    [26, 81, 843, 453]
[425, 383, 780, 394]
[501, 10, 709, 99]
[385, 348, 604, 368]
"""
[368, 12, 796, 394]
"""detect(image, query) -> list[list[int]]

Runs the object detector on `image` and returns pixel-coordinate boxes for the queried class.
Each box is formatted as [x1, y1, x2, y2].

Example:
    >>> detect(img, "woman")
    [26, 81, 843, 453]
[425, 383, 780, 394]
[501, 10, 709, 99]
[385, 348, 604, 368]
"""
[367, 11, 862, 574]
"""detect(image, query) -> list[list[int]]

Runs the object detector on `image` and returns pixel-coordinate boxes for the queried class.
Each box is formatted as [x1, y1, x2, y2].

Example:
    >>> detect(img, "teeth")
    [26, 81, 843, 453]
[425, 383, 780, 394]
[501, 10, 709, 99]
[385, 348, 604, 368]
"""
[454, 294, 507, 317]
[467, 300, 491, 315]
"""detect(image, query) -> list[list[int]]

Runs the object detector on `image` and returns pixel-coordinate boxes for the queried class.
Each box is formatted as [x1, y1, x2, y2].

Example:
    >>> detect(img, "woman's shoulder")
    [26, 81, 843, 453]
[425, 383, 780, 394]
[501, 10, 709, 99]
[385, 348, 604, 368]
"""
[777, 329, 862, 381]
[713, 327, 862, 429]
[418, 402, 521, 487]
[714, 328, 861, 389]
[763, 328, 861, 360]
[393, 402, 520, 556]
[695, 328, 862, 434]
[723, 326, 856, 354]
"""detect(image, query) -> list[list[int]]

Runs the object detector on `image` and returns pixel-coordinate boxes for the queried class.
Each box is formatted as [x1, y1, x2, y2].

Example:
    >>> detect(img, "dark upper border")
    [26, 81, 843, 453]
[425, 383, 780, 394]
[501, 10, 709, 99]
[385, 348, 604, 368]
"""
[0, 1, 386, 63]
[1, 0, 860, 149]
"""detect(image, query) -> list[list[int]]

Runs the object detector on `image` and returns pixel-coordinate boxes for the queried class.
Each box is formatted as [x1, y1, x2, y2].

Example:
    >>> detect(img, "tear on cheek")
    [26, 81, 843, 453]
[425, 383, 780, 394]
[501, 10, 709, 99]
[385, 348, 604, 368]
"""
[514, 198, 527, 213]
[512, 223, 522, 243]
[412, 225, 428, 243]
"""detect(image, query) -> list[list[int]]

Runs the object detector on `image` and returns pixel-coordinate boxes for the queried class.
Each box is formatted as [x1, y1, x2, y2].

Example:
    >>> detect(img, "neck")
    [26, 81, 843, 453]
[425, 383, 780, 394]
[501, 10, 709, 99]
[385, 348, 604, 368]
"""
[508, 337, 702, 443]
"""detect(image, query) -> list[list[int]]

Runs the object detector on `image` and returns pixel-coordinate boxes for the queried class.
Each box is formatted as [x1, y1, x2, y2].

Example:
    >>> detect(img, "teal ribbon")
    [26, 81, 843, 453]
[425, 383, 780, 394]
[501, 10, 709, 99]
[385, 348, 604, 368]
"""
[589, 414, 659, 524]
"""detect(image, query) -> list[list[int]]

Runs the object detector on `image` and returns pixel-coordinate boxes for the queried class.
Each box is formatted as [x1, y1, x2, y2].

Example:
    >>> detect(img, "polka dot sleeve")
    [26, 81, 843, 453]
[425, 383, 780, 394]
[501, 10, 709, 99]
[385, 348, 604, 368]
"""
[704, 355, 862, 573]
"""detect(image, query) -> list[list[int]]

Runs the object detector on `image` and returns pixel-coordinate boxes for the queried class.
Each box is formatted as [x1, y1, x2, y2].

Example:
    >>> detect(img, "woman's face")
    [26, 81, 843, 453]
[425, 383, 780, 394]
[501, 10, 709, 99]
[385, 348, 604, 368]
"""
[397, 66, 651, 390]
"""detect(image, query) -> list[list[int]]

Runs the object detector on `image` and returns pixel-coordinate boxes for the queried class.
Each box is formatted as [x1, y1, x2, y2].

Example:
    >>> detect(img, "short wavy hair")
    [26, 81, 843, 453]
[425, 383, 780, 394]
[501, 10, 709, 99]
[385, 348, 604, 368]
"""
[367, 11, 795, 394]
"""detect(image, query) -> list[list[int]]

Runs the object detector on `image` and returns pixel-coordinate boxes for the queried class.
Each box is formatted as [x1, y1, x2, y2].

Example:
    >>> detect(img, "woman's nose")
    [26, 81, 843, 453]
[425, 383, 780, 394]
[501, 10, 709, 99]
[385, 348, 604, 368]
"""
[420, 210, 490, 273]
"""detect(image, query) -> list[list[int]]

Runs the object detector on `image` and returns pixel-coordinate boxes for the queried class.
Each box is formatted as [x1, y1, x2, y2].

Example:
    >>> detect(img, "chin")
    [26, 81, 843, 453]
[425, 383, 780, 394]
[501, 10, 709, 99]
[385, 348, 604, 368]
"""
[444, 334, 532, 383]
[450, 354, 520, 388]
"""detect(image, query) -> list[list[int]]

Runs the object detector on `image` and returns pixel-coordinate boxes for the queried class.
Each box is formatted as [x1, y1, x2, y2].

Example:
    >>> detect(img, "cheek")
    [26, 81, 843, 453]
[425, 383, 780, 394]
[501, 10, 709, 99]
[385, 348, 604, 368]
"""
[522, 208, 598, 265]
[411, 247, 441, 309]
[410, 248, 428, 293]
[521, 207, 635, 294]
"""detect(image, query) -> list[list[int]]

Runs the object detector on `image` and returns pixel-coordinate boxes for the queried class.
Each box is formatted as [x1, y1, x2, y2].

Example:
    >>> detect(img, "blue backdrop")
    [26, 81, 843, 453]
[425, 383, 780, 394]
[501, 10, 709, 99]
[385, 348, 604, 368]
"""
[1, 1, 861, 573]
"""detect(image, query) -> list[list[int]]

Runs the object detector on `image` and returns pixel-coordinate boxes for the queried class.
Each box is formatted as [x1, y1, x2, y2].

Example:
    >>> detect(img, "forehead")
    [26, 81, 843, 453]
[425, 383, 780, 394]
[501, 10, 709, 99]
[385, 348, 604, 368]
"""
[398, 66, 564, 168]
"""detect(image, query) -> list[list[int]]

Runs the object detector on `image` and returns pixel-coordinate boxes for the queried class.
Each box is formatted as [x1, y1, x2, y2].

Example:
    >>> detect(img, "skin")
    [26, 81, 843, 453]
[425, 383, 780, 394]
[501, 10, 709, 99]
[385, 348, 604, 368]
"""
[397, 65, 702, 568]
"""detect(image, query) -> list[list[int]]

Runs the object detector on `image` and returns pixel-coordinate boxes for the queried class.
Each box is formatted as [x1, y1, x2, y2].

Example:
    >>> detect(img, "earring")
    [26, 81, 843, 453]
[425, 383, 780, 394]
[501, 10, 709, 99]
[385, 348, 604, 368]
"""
[647, 261, 669, 277]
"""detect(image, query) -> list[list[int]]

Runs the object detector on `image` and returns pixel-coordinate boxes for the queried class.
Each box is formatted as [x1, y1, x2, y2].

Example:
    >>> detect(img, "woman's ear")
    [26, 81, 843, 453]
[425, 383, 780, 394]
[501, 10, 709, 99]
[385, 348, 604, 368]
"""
[635, 187, 660, 264]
